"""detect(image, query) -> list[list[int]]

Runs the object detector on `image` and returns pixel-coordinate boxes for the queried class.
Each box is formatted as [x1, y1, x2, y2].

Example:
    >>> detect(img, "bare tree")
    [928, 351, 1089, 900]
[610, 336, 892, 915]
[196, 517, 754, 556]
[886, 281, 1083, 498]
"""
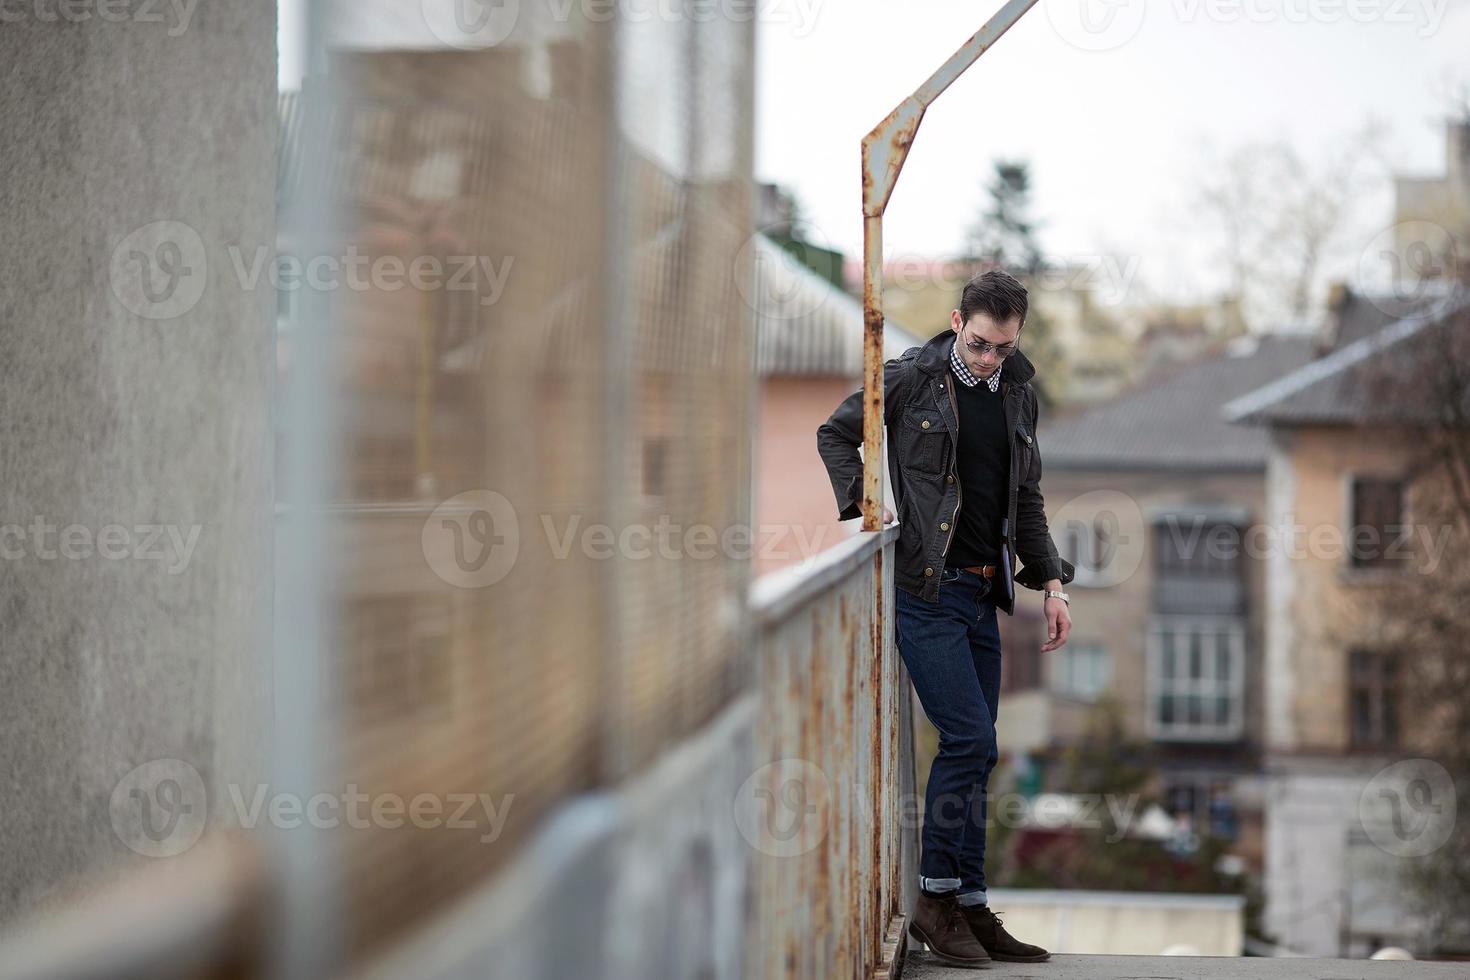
[1194, 124, 1389, 329]
[1356, 292, 1470, 955]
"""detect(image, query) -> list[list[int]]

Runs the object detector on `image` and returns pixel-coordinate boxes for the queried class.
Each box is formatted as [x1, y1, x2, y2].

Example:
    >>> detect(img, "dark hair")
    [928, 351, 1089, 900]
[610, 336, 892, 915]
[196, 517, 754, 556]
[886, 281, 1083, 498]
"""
[959, 270, 1028, 329]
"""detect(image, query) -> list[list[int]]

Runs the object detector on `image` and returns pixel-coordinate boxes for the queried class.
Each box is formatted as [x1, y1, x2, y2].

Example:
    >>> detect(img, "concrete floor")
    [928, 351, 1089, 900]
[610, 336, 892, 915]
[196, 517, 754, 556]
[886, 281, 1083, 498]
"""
[904, 950, 1470, 979]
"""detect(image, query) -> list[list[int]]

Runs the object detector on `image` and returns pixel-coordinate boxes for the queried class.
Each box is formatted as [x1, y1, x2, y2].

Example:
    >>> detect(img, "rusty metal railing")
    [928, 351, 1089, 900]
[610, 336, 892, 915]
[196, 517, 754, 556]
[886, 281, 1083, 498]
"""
[859, 0, 1042, 531]
[747, 524, 916, 979]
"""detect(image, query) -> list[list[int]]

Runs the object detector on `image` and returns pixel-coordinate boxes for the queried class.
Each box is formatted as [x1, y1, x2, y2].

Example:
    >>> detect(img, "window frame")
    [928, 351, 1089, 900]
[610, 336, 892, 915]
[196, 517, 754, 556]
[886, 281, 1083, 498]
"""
[1051, 640, 1110, 702]
[1145, 614, 1247, 742]
[1347, 647, 1401, 750]
[1344, 474, 1408, 572]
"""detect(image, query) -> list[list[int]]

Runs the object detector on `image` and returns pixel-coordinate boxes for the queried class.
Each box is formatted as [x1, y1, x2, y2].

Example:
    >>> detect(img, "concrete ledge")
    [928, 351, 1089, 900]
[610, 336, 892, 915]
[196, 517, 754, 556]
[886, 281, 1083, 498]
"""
[749, 523, 900, 626]
[904, 951, 1470, 979]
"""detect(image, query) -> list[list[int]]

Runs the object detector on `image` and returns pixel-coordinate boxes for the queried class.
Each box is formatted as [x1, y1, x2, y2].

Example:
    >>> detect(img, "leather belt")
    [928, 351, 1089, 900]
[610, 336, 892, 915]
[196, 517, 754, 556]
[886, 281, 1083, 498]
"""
[958, 564, 996, 578]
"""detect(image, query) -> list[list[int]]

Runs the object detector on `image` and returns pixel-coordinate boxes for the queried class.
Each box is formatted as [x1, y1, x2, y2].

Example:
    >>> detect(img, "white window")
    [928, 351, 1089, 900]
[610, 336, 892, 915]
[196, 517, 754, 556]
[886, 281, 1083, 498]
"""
[1052, 641, 1109, 701]
[1146, 616, 1245, 741]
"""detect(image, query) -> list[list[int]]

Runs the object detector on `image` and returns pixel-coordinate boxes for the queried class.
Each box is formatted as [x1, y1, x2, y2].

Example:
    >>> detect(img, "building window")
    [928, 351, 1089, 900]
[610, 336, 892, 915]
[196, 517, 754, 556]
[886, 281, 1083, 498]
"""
[643, 435, 670, 500]
[1147, 616, 1245, 740]
[1001, 615, 1044, 693]
[1349, 649, 1400, 749]
[1348, 477, 1406, 570]
[1052, 641, 1109, 701]
[1153, 518, 1241, 580]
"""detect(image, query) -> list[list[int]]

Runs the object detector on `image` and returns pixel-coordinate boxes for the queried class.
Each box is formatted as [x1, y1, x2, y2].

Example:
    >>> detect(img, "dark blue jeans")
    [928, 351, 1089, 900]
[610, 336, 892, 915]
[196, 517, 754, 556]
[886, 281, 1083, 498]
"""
[895, 567, 1002, 904]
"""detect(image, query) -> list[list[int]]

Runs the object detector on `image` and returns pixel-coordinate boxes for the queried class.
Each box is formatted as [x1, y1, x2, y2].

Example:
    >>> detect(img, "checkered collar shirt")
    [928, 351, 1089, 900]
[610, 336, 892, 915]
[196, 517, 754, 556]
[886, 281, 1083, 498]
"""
[950, 337, 1002, 393]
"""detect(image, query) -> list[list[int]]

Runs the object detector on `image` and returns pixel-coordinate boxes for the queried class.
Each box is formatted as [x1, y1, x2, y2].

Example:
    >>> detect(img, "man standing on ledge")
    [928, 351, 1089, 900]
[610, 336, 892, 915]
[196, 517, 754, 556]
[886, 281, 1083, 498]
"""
[817, 270, 1074, 969]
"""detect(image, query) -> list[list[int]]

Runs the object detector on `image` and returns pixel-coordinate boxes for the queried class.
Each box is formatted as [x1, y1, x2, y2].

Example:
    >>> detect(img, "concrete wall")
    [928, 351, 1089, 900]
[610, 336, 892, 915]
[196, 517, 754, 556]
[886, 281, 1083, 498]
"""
[754, 376, 867, 576]
[0, 2, 276, 922]
[1259, 426, 1438, 955]
[1267, 426, 1424, 753]
[984, 888, 1245, 956]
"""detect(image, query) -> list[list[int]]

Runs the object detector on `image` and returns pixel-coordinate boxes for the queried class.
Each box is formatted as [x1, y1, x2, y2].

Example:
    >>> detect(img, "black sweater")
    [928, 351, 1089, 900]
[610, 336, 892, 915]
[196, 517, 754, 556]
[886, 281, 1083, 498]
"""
[944, 376, 1010, 568]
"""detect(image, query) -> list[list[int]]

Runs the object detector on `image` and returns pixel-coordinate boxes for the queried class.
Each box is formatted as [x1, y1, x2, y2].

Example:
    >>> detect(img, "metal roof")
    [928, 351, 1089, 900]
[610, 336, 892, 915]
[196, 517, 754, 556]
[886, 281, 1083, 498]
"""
[1224, 290, 1470, 426]
[752, 235, 923, 378]
[1039, 334, 1317, 472]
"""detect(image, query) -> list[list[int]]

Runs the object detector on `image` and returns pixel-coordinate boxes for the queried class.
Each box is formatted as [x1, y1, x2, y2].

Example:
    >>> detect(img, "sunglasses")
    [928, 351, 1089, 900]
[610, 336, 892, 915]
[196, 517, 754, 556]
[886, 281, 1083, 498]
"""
[961, 334, 1019, 359]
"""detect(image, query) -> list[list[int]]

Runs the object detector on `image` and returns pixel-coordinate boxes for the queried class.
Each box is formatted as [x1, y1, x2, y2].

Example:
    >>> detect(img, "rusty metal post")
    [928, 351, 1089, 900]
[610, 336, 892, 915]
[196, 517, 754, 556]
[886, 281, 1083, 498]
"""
[861, 213, 885, 532]
[858, 0, 1041, 531]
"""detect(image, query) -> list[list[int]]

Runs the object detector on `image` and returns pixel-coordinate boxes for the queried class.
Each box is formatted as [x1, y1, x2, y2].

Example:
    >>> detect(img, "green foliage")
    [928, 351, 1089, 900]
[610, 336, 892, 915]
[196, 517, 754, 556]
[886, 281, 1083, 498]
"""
[989, 698, 1244, 898]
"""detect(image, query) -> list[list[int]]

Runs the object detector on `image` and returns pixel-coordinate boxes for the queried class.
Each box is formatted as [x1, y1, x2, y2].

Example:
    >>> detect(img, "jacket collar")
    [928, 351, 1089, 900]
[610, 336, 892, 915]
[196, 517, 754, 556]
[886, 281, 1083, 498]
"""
[914, 327, 1037, 387]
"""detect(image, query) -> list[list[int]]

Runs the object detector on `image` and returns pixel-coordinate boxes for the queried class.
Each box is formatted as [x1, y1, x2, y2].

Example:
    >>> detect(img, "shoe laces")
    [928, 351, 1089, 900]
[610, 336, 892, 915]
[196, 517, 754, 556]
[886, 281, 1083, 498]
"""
[971, 905, 1004, 930]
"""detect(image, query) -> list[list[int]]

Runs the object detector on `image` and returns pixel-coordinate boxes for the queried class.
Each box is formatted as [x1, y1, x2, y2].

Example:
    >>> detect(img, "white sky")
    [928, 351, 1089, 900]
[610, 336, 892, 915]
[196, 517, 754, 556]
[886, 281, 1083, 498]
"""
[755, 0, 1470, 308]
[279, 0, 1470, 311]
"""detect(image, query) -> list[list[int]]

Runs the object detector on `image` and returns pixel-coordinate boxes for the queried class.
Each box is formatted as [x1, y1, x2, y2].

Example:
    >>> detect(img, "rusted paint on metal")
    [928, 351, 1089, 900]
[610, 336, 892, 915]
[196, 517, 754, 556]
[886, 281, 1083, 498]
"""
[861, 213, 885, 533]
[751, 530, 911, 979]
[860, 97, 925, 219]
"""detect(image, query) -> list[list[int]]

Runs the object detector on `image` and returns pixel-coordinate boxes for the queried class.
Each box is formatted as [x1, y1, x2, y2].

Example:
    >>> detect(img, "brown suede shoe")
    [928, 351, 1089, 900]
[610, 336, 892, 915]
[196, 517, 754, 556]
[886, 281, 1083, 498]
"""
[962, 905, 1051, 962]
[908, 891, 992, 969]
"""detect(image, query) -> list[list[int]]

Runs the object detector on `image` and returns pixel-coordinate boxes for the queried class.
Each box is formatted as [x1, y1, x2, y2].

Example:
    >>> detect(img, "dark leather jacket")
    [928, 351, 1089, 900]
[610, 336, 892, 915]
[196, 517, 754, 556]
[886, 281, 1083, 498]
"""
[816, 328, 1074, 612]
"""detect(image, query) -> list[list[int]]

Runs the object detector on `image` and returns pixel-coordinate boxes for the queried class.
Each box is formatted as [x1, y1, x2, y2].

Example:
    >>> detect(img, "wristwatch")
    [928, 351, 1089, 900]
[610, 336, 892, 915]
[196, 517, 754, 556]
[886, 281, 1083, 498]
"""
[1043, 589, 1070, 605]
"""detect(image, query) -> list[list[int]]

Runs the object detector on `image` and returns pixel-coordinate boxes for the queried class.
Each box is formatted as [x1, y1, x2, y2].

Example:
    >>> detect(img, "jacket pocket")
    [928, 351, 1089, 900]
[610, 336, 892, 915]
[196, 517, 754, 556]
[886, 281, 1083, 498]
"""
[1015, 425, 1034, 478]
[900, 409, 946, 474]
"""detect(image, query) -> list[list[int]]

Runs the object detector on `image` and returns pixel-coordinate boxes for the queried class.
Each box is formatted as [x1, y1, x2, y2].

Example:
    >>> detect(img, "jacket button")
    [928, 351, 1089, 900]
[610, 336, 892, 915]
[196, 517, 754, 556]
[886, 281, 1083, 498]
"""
[924, 567, 934, 577]
[946, 475, 954, 484]
[921, 419, 930, 429]
[940, 522, 949, 531]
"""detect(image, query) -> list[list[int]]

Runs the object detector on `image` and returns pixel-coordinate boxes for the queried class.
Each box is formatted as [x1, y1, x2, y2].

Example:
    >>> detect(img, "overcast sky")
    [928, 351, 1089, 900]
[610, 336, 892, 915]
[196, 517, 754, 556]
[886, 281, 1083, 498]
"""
[280, 0, 1470, 314]
[756, 0, 1470, 311]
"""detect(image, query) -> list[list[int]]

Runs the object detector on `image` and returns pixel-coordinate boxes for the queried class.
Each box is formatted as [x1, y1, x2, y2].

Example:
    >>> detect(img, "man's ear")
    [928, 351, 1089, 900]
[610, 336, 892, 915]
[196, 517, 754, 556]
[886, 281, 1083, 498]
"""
[950, 310, 963, 332]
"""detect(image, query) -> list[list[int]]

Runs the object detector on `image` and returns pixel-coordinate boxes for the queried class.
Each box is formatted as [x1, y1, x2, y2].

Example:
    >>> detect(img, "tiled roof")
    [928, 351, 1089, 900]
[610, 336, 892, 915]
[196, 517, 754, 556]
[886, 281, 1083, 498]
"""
[1039, 334, 1316, 471]
[1224, 290, 1470, 426]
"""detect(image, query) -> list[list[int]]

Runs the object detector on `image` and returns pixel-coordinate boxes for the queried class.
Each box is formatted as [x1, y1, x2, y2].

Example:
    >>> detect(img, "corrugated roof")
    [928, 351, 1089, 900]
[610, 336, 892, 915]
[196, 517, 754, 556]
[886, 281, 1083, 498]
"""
[753, 235, 923, 377]
[1039, 334, 1317, 471]
[1224, 290, 1470, 426]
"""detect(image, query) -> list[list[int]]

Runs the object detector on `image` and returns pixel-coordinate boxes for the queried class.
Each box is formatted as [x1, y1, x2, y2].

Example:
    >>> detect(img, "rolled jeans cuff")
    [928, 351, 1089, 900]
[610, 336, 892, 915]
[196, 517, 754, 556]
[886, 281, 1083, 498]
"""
[920, 876, 961, 894]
